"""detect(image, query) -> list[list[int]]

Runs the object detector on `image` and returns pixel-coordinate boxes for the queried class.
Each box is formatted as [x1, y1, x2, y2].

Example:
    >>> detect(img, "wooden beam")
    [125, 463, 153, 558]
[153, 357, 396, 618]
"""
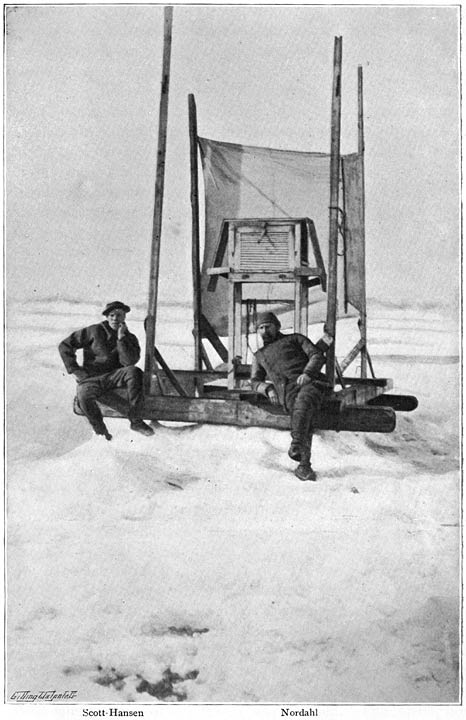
[306, 278, 323, 289]
[365, 346, 376, 379]
[207, 221, 229, 291]
[154, 372, 392, 404]
[207, 266, 230, 276]
[74, 395, 396, 433]
[189, 93, 202, 372]
[305, 218, 327, 291]
[340, 338, 365, 373]
[335, 359, 347, 389]
[337, 377, 392, 388]
[144, 6, 174, 393]
[200, 343, 214, 372]
[326, 36, 343, 387]
[153, 345, 188, 397]
[226, 271, 321, 284]
[358, 65, 368, 378]
[228, 280, 242, 389]
[368, 394, 418, 412]
[340, 156, 349, 314]
[200, 313, 228, 363]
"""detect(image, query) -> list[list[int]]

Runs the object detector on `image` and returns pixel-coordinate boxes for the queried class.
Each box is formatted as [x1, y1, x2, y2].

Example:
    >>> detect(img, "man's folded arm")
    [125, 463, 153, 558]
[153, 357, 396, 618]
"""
[117, 333, 141, 366]
[58, 328, 89, 375]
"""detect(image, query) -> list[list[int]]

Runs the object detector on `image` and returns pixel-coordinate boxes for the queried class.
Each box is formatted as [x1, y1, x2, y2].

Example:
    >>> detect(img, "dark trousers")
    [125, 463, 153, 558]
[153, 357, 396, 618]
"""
[285, 381, 325, 463]
[76, 366, 143, 432]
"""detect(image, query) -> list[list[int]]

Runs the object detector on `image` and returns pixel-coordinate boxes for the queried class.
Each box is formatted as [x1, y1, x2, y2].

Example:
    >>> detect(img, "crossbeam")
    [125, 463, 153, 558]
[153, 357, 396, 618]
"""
[74, 393, 396, 433]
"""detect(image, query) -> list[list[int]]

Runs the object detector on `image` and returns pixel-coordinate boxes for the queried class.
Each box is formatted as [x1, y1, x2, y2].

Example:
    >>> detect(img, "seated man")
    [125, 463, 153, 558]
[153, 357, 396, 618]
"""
[59, 300, 154, 440]
[250, 312, 332, 481]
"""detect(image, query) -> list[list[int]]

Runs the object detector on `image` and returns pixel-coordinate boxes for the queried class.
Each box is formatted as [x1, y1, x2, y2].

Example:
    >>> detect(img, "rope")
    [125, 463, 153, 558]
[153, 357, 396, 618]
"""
[245, 300, 257, 363]
[329, 205, 346, 256]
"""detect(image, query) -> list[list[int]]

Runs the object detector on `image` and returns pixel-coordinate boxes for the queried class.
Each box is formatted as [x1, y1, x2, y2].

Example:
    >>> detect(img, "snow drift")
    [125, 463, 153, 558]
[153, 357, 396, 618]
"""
[6, 298, 460, 703]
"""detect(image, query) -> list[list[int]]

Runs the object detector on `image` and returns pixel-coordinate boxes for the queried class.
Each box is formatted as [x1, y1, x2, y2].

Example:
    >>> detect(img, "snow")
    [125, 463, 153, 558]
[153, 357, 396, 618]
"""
[6, 299, 461, 710]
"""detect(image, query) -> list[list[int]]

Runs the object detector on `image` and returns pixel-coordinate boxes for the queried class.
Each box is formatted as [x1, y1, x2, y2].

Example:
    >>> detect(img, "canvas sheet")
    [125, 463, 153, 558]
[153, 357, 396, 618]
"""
[199, 137, 364, 335]
[341, 152, 365, 313]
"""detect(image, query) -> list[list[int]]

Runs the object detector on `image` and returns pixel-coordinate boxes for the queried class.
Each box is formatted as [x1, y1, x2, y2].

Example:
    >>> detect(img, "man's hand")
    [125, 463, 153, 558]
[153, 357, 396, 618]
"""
[117, 322, 128, 340]
[73, 369, 88, 382]
[296, 373, 311, 387]
[266, 386, 280, 405]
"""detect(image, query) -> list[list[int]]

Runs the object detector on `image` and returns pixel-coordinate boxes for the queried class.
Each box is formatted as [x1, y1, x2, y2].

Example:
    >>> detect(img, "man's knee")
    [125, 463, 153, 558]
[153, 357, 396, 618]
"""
[77, 381, 101, 403]
[124, 365, 143, 383]
[296, 382, 324, 411]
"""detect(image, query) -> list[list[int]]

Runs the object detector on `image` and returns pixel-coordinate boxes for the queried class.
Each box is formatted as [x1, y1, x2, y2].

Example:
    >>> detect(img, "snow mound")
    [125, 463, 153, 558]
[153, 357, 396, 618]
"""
[6, 300, 460, 702]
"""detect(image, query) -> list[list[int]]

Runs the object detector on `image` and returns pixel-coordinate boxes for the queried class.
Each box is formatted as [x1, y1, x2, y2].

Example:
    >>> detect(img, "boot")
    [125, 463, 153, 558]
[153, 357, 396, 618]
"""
[130, 419, 155, 437]
[293, 437, 316, 481]
[288, 441, 302, 462]
[295, 463, 317, 482]
[94, 421, 112, 441]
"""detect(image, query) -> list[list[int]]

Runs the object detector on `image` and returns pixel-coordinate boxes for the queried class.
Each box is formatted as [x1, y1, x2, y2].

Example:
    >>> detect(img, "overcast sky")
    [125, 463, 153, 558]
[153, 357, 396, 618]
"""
[6, 4, 460, 312]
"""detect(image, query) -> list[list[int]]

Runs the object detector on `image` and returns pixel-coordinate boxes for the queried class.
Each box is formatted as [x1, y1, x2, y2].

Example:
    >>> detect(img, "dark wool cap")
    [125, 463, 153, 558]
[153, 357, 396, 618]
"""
[256, 311, 281, 329]
[102, 300, 131, 316]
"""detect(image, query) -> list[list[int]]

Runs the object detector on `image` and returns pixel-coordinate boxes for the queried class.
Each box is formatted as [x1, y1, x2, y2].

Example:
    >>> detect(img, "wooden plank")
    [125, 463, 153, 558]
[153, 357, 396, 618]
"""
[158, 369, 225, 396]
[228, 271, 301, 283]
[144, 6, 174, 393]
[200, 343, 214, 372]
[305, 218, 327, 291]
[299, 278, 308, 335]
[339, 377, 392, 388]
[340, 155, 349, 314]
[294, 267, 325, 277]
[290, 222, 298, 269]
[368, 394, 418, 412]
[335, 359, 347, 389]
[200, 314, 228, 363]
[365, 346, 376, 379]
[326, 36, 343, 387]
[225, 217, 309, 226]
[227, 279, 235, 390]
[206, 266, 230, 276]
[306, 278, 323, 289]
[207, 220, 229, 291]
[358, 65, 368, 378]
[165, 368, 391, 390]
[234, 283, 242, 359]
[228, 280, 242, 389]
[163, 368, 392, 391]
[74, 394, 396, 433]
[153, 346, 188, 396]
[189, 93, 202, 372]
[335, 380, 387, 407]
[294, 275, 301, 332]
[340, 338, 365, 373]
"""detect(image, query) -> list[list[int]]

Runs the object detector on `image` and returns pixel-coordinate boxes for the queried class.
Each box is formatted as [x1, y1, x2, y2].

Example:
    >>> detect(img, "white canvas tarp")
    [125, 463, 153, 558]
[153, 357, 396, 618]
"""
[199, 137, 364, 335]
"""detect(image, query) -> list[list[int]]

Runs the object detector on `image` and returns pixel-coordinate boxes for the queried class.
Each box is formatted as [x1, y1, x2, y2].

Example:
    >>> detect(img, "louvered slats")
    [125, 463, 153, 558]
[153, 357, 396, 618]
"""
[238, 230, 290, 271]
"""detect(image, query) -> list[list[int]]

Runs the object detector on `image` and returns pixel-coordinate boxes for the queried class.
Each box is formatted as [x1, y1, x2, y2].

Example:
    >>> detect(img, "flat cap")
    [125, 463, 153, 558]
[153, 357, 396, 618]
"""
[256, 311, 281, 329]
[102, 300, 131, 316]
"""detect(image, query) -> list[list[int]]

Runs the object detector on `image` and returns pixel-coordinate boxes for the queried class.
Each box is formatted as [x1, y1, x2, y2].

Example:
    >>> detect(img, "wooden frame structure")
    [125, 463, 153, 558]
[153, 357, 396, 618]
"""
[206, 217, 327, 389]
[75, 14, 417, 432]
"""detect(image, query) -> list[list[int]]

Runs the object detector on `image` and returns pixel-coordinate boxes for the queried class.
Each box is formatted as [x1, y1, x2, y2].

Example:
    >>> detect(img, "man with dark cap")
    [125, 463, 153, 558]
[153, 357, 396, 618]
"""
[59, 301, 154, 440]
[250, 311, 333, 481]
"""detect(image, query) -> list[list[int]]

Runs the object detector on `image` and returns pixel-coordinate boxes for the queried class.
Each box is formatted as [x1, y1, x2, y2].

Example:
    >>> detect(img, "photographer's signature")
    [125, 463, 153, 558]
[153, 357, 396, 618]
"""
[11, 690, 77, 702]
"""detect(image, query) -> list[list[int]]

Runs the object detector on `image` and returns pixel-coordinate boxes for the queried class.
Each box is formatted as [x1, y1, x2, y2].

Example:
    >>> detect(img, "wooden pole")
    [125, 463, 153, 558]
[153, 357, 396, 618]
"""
[189, 93, 202, 372]
[144, 6, 173, 394]
[358, 65, 368, 378]
[326, 36, 343, 386]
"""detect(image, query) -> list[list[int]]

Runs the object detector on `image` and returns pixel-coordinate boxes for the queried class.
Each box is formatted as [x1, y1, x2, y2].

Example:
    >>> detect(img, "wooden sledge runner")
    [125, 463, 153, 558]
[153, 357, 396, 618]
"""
[74, 8, 417, 433]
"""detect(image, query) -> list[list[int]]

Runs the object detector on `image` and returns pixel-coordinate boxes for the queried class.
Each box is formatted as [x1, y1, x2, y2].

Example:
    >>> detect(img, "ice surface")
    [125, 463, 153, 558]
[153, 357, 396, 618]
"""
[6, 299, 460, 703]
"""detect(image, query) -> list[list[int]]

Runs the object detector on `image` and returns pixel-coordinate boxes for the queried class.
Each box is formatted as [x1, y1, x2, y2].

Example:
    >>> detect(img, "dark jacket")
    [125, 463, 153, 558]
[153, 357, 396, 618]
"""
[250, 332, 326, 407]
[59, 321, 140, 377]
